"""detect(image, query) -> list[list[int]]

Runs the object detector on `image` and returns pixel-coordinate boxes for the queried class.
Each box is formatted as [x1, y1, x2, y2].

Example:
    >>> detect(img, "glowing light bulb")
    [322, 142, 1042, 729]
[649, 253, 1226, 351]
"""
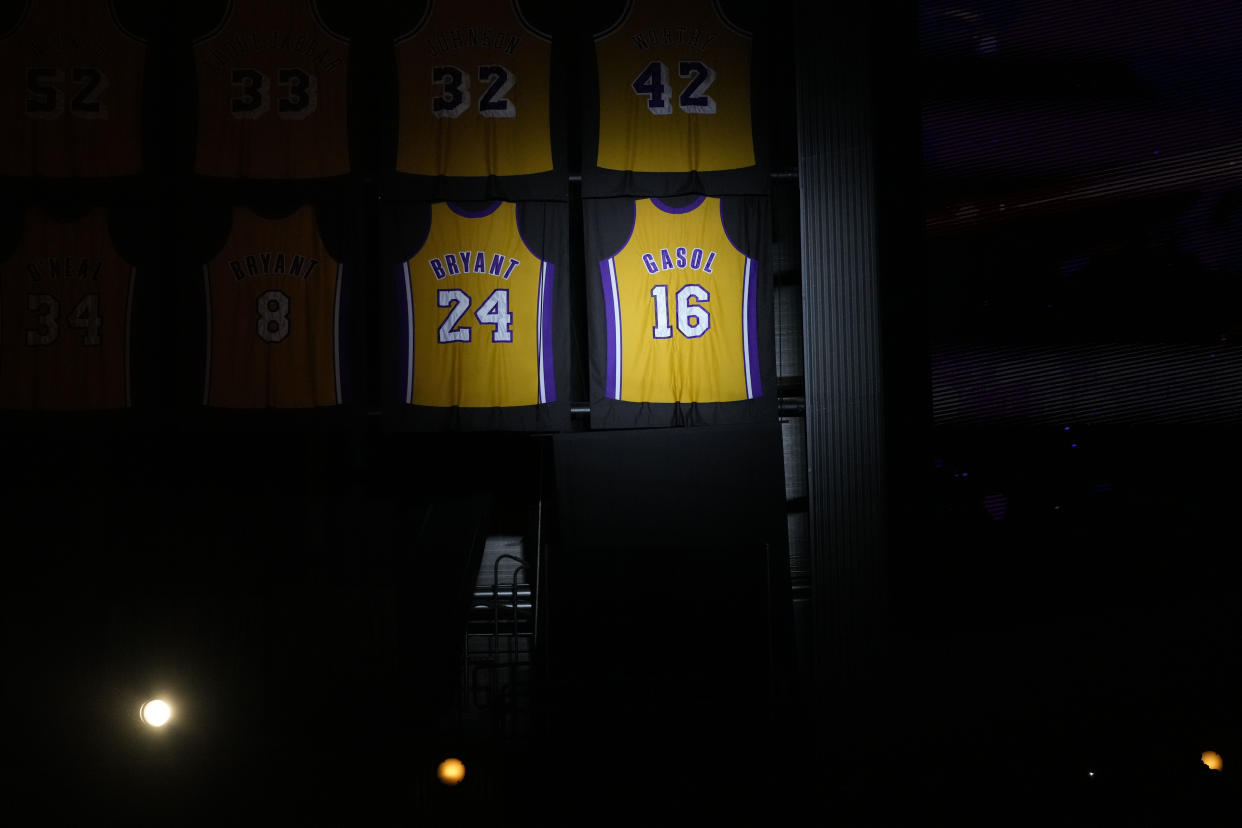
[1202, 751, 1223, 771]
[140, 699, 172, 727]
[438, 757, 466, 785]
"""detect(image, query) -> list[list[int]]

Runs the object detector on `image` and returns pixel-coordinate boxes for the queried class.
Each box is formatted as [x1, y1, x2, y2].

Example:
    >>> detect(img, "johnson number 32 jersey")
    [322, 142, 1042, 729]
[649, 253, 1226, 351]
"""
[0, 208, 134, 410]
[203, 205, 343, 407]
[401, 201, 556, 408]
[599, 195, 761, 403]
[395, 0, 553, 179]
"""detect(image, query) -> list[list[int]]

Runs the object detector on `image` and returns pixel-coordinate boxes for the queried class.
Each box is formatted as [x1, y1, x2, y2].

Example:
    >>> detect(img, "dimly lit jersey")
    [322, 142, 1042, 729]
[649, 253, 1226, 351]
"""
[193, 0, 349, 178]
[598, 196, 760, 402]
[0, 0, 145, 177]
[203, 206, 342, 407]
[0, 208, 133, 409]
[594, 0, 753, 173]
[395, 0, 553, 178]
[402, 201, 556, 407]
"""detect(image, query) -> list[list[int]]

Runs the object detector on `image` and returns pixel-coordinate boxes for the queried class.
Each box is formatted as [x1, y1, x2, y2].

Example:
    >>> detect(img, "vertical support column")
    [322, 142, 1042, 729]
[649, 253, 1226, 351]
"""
[796, 1, 889, 731]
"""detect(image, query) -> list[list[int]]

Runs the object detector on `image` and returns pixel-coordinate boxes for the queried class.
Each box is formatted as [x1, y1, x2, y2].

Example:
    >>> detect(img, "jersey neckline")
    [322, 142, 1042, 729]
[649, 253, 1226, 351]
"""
[448, 201, 503, 219]
[651, 195, 707, 214]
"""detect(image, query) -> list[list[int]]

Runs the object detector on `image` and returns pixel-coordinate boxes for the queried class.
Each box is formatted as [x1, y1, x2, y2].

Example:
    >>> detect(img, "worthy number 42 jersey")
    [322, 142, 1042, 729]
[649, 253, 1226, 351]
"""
[599, 195, 761, 403]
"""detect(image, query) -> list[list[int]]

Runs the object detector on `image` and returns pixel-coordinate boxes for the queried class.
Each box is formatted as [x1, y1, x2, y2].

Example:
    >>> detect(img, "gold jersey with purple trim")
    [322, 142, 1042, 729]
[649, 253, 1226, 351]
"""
[599, 195, 761, 403]
[0, 208, 134, 410]
[193, 0, 350, 179]
[203, 205, 342, 407]
[402, 201, 556, 407]
[594, 0, 753, 173]
[0, 0, 145, 177]
[395, 0, 553, 178]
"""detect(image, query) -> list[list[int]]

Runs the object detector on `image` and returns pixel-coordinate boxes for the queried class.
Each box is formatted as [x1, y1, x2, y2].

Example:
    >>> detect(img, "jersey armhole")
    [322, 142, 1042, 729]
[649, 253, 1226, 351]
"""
[193, 0, 233, 45]
[0, 0, 31, 40]
[600, 200, 639, 262]
[719, 199, 755, 259]
[593, 0, 632, 42]
[394, 0, 433, 45]
[108, 0, 148, 44]
[714, 0, 752, 39]
[513, 0, 551, 42]
[309, 0, 350, 44]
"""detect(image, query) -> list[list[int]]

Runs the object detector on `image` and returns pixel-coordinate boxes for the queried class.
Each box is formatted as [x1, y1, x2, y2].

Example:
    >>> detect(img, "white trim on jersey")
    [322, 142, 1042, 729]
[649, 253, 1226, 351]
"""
[742, 257, 754, 399]
[309, 0, 350, 44]
[201, 265, 212, 404]
[537, 259, 548, 403]
[194, 0, 233, 45]
[125, 265, 136, 407]
[512, 0, 552, 42]
[594, 0, 633, 41]
[0, 0, 33, 40]
[402, 261, 415, 404]
[606, 256, 623, 399]
[108, 0, 148, 44]
[713, 0, 753, 39]
[395, 0, 435, 44]
[333, 262, 343, 403]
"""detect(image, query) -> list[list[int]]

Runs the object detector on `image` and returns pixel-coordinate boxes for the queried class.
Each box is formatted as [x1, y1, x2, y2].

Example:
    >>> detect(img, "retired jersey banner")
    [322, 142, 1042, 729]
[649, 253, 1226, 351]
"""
[586, 194, 774, 427]
[193, 0, 351, 179]
[384, 199, 570, 431]
[389, 0, 568, 201]
[0, 0, 147, 178]
[581, 0, 769, 197]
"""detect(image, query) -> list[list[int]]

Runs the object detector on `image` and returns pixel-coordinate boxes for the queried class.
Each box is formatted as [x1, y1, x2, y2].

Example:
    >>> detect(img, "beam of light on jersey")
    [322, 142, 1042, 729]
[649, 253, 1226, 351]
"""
[140, 699, 172, 727]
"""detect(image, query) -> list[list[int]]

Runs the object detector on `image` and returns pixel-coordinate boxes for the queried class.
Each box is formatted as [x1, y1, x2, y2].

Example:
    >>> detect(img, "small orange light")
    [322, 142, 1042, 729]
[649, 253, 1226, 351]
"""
[1202, 751, 1223, 771]
[438, 757, 466, 785]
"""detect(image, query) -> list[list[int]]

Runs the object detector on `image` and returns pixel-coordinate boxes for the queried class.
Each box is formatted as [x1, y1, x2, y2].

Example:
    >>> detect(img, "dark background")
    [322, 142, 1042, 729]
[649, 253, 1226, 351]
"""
[5, 0, 1242, 824]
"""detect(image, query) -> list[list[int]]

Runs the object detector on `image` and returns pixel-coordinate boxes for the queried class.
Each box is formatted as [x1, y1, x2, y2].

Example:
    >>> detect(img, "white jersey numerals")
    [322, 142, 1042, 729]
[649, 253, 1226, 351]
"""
[431, 64, 517, 118]
[256, 289, 291, 343]
[230, 67, 318, 120]
[632, 60, 717, 115]
[437, 288, 513, 343]
[24, 293, 102, 346]
[650, 284, 710, 339]
[25, 66, 109, 119]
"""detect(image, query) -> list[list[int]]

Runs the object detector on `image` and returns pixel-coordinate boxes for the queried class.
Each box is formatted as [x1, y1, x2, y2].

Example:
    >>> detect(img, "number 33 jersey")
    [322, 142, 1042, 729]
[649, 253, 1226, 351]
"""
[202, 205, 343, 407]
[0, 208, 134, 410]
[193, 0, 349, 179]
[596, 196, 762, 405]
[399, 201, 558, 410]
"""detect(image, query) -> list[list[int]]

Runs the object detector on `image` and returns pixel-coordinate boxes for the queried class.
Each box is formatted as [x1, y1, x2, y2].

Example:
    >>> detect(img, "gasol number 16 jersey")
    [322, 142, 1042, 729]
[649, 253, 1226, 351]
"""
[599, 195, 761, 403]
[402, 201, 556, 407]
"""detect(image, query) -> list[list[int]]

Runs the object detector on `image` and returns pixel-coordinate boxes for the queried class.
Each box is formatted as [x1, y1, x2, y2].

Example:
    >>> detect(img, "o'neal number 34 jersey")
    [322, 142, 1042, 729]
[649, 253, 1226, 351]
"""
[402, 201, 556, 407]
[599, 195, 761, 403]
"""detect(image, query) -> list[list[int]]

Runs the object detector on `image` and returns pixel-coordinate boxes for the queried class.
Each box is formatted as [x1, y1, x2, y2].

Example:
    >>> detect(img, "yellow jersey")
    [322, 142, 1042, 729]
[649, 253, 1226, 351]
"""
[402, 201, 557, 407]
[0, 0, 145, 177]
[598, 196, 761, 403]
[203, 205, 342, 407]
[0, 208, 134, 410]
[395, 0, 553, 178]
[193, 0, 350, 178]
[594, 0, 754, 173]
